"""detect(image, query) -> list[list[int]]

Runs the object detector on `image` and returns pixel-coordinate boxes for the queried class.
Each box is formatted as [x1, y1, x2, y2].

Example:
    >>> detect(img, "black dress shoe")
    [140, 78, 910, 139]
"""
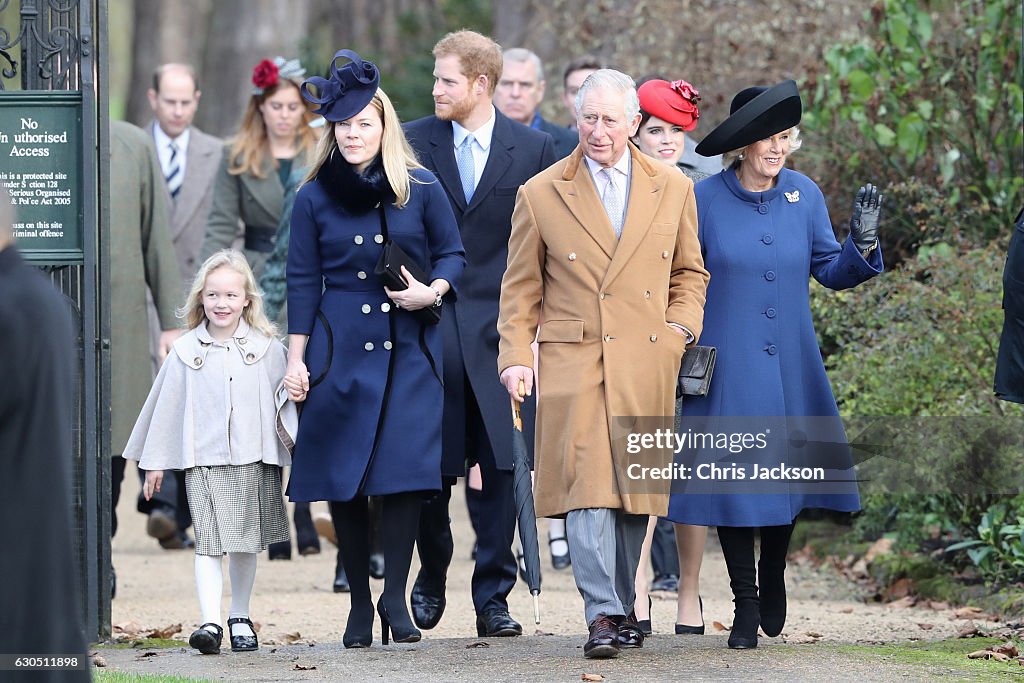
[650, 573, 679, 592]
[267, 540, 291, 561]
[227, 616, 258, 652]
[146, 508, 177, 544]
[475, 609, 522, 637]
[637, 596, 653, 635]
[584, 615, 621, 659]
[617, 611, 645, 648]
[549, 535, 571, 570]
[368, 552, 385, 580]
[188, 623, 223, 655]
[410, 581, 446, 630]
[675, 596, 705, 635]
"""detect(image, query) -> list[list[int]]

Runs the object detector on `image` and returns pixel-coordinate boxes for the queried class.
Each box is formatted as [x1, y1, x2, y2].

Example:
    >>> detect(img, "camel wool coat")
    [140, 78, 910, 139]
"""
[498, 144, 709, 518]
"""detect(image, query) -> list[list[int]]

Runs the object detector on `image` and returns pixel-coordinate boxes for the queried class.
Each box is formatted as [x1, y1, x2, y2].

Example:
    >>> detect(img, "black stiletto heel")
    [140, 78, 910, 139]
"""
[377, 600, 421, 645]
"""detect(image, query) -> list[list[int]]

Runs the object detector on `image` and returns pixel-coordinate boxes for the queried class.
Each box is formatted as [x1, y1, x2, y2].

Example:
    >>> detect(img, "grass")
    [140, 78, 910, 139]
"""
[99, 638, 189, 650]
[94, 672, 214, 683]
[832, 637, 1023, 681]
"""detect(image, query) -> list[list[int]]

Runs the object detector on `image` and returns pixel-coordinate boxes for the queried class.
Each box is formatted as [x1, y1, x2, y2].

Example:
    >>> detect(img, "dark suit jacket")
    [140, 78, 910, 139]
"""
[405, 110, 556, 475]
[538, 116, 578, 160]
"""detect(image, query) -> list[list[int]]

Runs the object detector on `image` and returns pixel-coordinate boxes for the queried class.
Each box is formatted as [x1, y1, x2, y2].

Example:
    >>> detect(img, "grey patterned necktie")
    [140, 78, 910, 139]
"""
[601, 168, 624, 238]
[456, 134, 476, 203]
[166, 140, 183, 199]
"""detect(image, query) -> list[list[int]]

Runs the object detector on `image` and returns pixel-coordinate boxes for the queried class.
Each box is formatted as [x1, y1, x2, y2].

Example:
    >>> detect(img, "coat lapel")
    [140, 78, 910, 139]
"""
[601, 144, 666, 289]
[554, 148, 617, 259]
[173, 130, 219, 238]
[427, 119, 467, 212]
[239, 156, 284, 221]
[468, 112, 513, 211]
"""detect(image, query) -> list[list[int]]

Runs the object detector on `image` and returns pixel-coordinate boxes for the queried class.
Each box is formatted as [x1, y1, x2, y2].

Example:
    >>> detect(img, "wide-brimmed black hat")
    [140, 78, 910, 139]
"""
[300, 49, 380, 123]
[694, 80, 801, 157]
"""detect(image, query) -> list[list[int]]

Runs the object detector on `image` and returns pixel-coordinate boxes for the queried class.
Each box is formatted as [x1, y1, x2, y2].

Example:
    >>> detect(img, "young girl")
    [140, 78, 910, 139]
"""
[122, 249, 297, 654]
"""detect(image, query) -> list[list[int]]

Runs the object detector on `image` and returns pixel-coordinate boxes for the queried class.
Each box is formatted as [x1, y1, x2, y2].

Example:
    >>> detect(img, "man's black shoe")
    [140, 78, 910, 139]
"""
[650, 573, 679, 593]
[584, 615, 621, 659]
[410, 581, 446, 630]
[475, 609, 522, 637]
[617, 611, 645, 648]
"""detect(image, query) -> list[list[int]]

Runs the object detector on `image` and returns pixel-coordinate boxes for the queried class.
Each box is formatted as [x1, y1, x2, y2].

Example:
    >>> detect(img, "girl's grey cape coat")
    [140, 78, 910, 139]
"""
[122, 320, 297, 471]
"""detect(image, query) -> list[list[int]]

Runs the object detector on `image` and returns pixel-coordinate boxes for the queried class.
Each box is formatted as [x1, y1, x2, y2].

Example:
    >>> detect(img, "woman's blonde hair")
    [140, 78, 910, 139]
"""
[722, 126, 803, 168]
[303, 88, 425, 208]
[178, 249, 277, 337]
[227, 79, 319, 178]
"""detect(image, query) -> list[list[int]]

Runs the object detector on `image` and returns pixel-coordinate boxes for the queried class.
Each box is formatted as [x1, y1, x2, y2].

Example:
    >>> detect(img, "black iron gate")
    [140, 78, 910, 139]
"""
[0, 0, 110, 640]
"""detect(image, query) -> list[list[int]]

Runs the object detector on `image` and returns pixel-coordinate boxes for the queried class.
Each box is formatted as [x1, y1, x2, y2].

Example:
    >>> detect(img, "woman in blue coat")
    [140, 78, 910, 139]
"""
[283, 51, 465, 648]
[665, 81, 884, 649]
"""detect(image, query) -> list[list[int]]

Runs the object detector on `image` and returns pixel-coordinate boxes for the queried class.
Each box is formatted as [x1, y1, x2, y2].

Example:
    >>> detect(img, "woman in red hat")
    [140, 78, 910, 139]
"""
[628, 78, 711, 639]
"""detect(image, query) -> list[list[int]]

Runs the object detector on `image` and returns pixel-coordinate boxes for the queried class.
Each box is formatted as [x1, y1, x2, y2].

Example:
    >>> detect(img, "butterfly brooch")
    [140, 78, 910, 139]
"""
[784, 190, 800, 203]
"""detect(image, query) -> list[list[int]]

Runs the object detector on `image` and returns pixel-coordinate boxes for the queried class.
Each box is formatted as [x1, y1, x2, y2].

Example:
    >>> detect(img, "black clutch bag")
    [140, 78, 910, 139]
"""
[676, 345, 717, 398]
[374, 240, 442, 326]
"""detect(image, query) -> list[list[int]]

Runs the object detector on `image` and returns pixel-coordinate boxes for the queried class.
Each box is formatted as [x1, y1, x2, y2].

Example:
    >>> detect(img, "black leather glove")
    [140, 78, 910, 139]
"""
[849, 183, 883, 253]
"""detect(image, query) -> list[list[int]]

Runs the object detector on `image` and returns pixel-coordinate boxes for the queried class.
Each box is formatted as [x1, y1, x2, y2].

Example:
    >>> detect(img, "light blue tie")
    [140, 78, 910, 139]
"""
[456, 134, 476, 203]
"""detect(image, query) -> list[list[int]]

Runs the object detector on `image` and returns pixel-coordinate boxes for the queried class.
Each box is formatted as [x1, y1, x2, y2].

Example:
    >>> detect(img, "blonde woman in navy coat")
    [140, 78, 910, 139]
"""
[665, 81, 884, 649]
[283, 51, 465, 649]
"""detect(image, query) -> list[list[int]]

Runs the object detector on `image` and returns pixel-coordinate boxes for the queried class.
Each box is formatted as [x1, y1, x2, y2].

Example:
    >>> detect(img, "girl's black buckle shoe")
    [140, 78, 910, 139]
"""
[227, 616, 258, 652]
[188, 622, 223, 654]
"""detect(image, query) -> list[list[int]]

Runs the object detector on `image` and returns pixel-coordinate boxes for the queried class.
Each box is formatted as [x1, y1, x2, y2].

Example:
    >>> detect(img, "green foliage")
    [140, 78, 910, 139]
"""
[946, 501, 1024, 583]
[803, 0, 1023, 258]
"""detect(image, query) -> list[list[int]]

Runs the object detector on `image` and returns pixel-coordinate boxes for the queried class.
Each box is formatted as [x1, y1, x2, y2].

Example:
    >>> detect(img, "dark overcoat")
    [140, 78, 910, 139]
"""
[666, 167, 883, 527]
[404, 110, 556, 476]
[995, 207, 1024, 403]
[286, 168, 465, 501]
[0, 246, 89, 681]
[538, 116, 578, 160]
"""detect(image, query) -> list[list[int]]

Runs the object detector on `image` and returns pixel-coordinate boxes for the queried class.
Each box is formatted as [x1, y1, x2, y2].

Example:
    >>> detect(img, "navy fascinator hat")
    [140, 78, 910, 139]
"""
[301, 50, 380, 123]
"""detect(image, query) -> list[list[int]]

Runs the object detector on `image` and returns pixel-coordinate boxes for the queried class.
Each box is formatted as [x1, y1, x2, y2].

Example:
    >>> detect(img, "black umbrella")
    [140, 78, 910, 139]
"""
[511, 380, 542, 623]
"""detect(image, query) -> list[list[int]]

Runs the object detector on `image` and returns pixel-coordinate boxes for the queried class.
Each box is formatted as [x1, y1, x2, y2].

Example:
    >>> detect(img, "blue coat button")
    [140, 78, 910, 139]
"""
[766, 307, 777, 318]
[762, 234, 774, 244]
[766, 344, 777, 355]
[765, 270, 776, 281]
[757, 204, 768, 214]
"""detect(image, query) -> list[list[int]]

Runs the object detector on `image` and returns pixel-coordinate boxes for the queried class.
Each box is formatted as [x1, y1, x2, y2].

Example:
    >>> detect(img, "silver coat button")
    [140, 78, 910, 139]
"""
[354, 235, 364, 245]
[237, 338, 247, 345]
[568, 252, 577, 261]
[245, 353, 255, 361]
[364, 342, 374, 351]
[374, 234, 384, 244]
[357, 271, 367, 280]
[662, 250, 670, 258]
[193, 357, 203, 367]
[381, 303, 391, 313]
[650, 335, 658, 342]
[361, 304, 371, 314]
[599, 292, 606, 300]
[383, 341, 393, 350]
[644, 290, 651, 299]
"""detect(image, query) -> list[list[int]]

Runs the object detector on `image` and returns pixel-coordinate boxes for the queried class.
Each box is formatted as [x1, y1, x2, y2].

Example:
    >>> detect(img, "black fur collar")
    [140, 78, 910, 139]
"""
[317, 150, 393, 214]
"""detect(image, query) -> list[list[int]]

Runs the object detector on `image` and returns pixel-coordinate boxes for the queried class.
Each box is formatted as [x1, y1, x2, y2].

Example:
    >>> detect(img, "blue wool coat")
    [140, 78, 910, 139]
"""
[286, 168, 465, 501]
[666, 166, 883, 527]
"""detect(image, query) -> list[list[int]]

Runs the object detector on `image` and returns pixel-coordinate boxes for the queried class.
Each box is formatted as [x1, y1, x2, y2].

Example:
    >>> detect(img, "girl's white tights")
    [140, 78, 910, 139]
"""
[194, 552, 258, 638]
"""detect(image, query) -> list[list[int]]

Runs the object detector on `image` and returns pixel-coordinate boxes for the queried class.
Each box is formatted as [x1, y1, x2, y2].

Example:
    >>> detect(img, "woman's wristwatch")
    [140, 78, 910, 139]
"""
[431, 286, 443, 308]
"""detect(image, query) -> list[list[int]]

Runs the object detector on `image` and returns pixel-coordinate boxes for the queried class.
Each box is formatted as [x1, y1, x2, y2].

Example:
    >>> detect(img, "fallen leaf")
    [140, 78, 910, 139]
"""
[146, 623, 182, 640]
[113, 621, 142, 637]
[927, 600, 950, 611]
[805, 631, 822, 638]
[839, 607, 854, 614]
[916, 623, 934, 630]
[957, 621, 983, 638]
[953, 606, 984, 619]
[967, 650, 1010, 662]
[886, 596, 917, 610]
[533, 629, 554, 636]
[864, 537, 895, 563]
[465, 641, 490, 648]
[137, 652, 158, 659]
[712, 621, 728, 632]
[293, 663, 317, 670]
[882, 577, 913, 602]
[91, 655, 107, 668]
[582, 675, 604, 682]
[281, 632, 303, 644]
[993, 642, 1020, 658]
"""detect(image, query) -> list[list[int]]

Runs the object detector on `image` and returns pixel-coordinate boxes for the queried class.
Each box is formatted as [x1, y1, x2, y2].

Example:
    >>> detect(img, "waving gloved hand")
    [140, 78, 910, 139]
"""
[849, 183, 884, 253]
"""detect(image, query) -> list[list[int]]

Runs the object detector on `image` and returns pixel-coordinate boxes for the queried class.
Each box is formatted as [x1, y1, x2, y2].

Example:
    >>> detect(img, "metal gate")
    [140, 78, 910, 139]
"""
[0, 0, 110, 640]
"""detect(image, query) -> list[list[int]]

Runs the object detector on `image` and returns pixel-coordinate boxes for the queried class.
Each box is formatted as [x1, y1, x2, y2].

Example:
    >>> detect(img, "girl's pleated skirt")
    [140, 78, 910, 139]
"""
[185, 462, 290, 556]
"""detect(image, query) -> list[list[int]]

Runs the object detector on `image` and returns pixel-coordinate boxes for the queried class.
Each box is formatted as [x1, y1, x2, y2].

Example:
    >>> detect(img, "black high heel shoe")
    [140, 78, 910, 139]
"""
[377, 600, 421, 645]
[728, 600, 759, 649]
[343, 602, 374, 649]
[675, 596, 705, 635]
[637, 596, 653, 636]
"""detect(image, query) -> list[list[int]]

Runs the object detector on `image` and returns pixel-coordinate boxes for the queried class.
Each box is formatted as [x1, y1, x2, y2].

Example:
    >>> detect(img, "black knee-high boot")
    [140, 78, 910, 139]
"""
[717, 526, 759, 649]
[329, 499, 372, 648]
[294, 501, 320, 555]
[758, 523, 794, 637]
[377, 492, 422, 644]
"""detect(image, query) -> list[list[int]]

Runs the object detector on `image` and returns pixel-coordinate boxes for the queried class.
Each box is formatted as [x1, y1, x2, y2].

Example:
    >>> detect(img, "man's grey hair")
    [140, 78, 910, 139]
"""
[575, 69, 639, 120]
[502, 47, 544, 83]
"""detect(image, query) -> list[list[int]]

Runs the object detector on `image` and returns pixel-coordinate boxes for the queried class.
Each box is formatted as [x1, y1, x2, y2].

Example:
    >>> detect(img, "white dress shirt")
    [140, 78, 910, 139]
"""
[153, 124, 191, 181]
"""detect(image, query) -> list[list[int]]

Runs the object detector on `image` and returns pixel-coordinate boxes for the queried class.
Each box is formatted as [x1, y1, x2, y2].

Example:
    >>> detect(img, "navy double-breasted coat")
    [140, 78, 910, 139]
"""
[286, 168, 465, 501]
[667, 167, 883, 527]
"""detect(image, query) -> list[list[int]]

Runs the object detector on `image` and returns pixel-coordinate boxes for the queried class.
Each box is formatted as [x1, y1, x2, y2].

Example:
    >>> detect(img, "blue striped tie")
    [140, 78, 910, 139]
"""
[456, 134, 476, 203]
[166, 140, 182, 199]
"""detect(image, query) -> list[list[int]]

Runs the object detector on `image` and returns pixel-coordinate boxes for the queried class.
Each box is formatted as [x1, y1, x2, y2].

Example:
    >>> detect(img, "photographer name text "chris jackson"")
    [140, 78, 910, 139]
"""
[626, 462, 827, 481]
